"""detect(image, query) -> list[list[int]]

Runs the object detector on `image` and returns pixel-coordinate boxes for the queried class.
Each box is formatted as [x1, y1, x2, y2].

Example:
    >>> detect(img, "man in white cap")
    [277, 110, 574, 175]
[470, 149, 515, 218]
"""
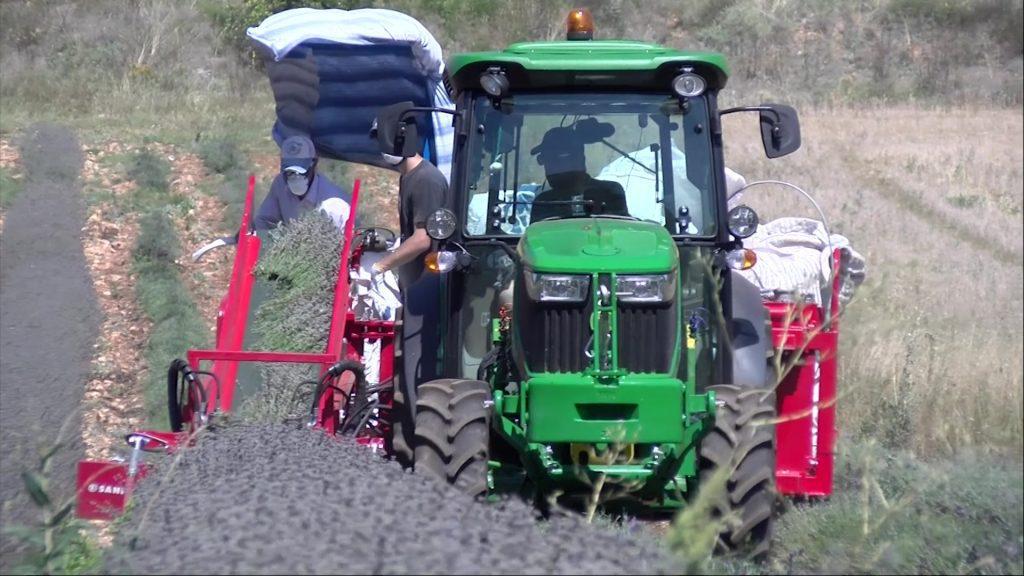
[255, 134, 351, 231]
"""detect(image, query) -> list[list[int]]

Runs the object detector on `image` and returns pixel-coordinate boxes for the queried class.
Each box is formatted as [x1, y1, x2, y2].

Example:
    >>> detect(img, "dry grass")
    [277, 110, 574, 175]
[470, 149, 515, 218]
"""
[722, 107, 1024, 455]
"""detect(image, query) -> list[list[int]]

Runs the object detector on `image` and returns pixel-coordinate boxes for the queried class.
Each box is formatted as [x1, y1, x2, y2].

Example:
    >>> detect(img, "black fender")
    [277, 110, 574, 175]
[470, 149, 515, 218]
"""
[728, 271, 771, 388]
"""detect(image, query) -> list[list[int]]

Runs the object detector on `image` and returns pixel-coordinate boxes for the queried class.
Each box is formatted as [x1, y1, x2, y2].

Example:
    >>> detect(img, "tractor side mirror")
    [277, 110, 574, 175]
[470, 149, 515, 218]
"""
[759, 104, 800, 159]
[720, 103, 801, 159]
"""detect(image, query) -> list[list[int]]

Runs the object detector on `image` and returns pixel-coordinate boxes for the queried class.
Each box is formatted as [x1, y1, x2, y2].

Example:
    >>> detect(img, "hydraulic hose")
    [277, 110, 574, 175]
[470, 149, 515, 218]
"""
[337, 377, 396, 437]
[477, 346, 501, 382]
[167, 359, 207, 432]
[307, 360, 366, 429]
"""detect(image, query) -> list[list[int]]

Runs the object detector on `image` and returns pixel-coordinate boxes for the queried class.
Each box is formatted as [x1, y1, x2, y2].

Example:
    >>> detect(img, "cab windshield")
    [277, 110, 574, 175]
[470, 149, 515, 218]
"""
[464, 93, 715, 237]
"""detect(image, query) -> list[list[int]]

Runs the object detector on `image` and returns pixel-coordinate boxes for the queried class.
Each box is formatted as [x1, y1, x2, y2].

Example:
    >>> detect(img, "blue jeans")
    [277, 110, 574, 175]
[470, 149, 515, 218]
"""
[396, 271, 441, 448]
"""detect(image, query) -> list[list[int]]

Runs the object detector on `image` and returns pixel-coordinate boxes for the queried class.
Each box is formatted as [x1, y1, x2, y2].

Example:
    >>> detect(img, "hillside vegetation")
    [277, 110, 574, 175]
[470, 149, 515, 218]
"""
[1, 0, 1022, 139]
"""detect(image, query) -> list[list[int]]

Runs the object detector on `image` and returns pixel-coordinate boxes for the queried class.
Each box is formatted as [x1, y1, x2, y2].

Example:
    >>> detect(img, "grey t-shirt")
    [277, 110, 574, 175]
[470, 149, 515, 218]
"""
[398, 160, 449, 285]
[255, 173, 350, 231]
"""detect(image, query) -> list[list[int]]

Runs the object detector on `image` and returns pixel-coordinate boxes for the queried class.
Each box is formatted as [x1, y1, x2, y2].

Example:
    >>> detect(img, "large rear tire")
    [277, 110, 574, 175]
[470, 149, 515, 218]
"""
[699, 384, 776, 559]
[413, 379, 491, 496]
[390, 390, 415, 468]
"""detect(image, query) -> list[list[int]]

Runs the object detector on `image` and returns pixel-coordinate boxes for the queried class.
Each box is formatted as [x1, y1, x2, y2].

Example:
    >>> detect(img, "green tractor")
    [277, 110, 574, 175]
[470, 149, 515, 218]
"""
[399, 11, 802, 555]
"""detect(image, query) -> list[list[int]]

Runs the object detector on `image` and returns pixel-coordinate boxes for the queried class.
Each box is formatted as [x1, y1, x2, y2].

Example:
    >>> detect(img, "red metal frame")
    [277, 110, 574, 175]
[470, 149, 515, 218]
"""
[76, 461, 145, 520]
[342, 240, 397, 450]
[769, 249, 843, 497]
[77, 175, 404, 518]
[187, 178, 366, 431]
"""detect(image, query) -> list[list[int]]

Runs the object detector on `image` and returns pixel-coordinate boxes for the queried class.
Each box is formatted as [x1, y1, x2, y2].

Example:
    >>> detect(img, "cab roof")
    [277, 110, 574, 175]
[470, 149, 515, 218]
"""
[448, 40, 729, 94]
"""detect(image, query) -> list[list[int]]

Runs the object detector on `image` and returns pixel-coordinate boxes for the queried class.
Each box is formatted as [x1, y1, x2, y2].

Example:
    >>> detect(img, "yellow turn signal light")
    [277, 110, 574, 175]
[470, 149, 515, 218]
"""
[566, 8, 594, 40]
[725, 248, 758, 270]
[425, 250, 458, 274]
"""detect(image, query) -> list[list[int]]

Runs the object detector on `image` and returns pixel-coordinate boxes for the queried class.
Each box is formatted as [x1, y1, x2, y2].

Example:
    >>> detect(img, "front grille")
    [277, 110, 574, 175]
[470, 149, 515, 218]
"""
[539, 306, 589, 372]
[515, 270, 591, 373]
[514, 271, 677, 374]
[618, 301, 676, 374]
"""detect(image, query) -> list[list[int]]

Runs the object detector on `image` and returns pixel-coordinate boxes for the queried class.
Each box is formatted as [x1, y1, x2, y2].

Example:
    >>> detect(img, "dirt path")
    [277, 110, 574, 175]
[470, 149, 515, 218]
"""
[79, 142, 149, 462]
[0, 124, 100, 566]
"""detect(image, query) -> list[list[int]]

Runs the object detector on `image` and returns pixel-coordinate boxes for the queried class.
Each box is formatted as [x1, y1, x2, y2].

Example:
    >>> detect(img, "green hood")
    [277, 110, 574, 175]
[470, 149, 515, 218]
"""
[519, 219, 678, 274]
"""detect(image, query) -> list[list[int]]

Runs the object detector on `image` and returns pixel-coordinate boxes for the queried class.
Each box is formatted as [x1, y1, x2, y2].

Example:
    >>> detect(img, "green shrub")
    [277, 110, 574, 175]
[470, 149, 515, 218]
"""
[127, 149, 170, 194]
[0, 167, 22, 208]
[201, 0, 365, 59]
[133, 209, 208, 427]
[196, 136, 245, 175]
[946, 194, 984, 209]
[134, 209, 180, 263]
[213, 171, 264, 233]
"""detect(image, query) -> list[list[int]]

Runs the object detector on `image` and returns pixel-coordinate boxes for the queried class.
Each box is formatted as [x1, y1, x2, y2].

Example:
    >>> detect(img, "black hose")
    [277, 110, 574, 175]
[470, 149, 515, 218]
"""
[290, 379, 322, 413]
[340, 377, 395, 436]
[167, 360, 186, 432]
[348, 401, 380, 437]
[477, 346, 501, 382]
[167, 359, 206, 432]
[193, 370, 221, 408]
[340, 398, 377, 436]
[308, 361, 366, 428]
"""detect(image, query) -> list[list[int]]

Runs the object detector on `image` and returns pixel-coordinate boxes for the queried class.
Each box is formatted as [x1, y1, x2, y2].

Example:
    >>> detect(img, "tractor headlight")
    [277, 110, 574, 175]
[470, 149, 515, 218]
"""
[616, 273, 676, 303]
[524, 272, 590, 302]
[727, 205, 759, 238]
[426, 208, 457, 240]
[480, 68, 510, 98]
[672, 72, 706, 98]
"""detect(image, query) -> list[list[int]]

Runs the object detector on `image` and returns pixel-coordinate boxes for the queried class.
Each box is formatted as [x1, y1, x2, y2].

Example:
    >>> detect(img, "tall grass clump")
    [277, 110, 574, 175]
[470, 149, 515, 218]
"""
[2, 416, 102, 576]
[0, 0, 266, 140]
[790, 441, 1018, 574]
[250, 211, 344, 352]
[667, 466, 732, 574]
[133, 209, 209, 428]
[695, 440, 1024, 575]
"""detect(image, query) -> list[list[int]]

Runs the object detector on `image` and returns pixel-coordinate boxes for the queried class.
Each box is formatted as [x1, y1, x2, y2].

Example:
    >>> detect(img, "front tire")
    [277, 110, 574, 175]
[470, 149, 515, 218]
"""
[413, 379, 491, 496]
[699, 384, 776, 559]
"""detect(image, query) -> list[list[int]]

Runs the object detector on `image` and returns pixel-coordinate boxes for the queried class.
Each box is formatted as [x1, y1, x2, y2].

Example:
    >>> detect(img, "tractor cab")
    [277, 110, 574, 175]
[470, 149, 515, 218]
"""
[429, 15, 802, 398]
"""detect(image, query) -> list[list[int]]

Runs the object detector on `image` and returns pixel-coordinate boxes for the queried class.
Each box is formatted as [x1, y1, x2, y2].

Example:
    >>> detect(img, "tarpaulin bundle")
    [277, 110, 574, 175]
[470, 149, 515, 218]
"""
[248, 8, 455, 181]
[739, 217, 866, 306]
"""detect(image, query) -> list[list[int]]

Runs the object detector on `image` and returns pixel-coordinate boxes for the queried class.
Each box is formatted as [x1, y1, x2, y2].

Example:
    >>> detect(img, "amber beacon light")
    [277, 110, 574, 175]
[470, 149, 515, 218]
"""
[566, 8, 594, 40]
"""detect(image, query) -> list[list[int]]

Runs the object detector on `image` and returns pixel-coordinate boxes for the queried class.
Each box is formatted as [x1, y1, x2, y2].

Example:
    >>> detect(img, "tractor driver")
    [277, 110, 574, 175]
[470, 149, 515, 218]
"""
[529, 125, 629, 223]
[368, 102, 449, 462]
[255, 135, 351, 231]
